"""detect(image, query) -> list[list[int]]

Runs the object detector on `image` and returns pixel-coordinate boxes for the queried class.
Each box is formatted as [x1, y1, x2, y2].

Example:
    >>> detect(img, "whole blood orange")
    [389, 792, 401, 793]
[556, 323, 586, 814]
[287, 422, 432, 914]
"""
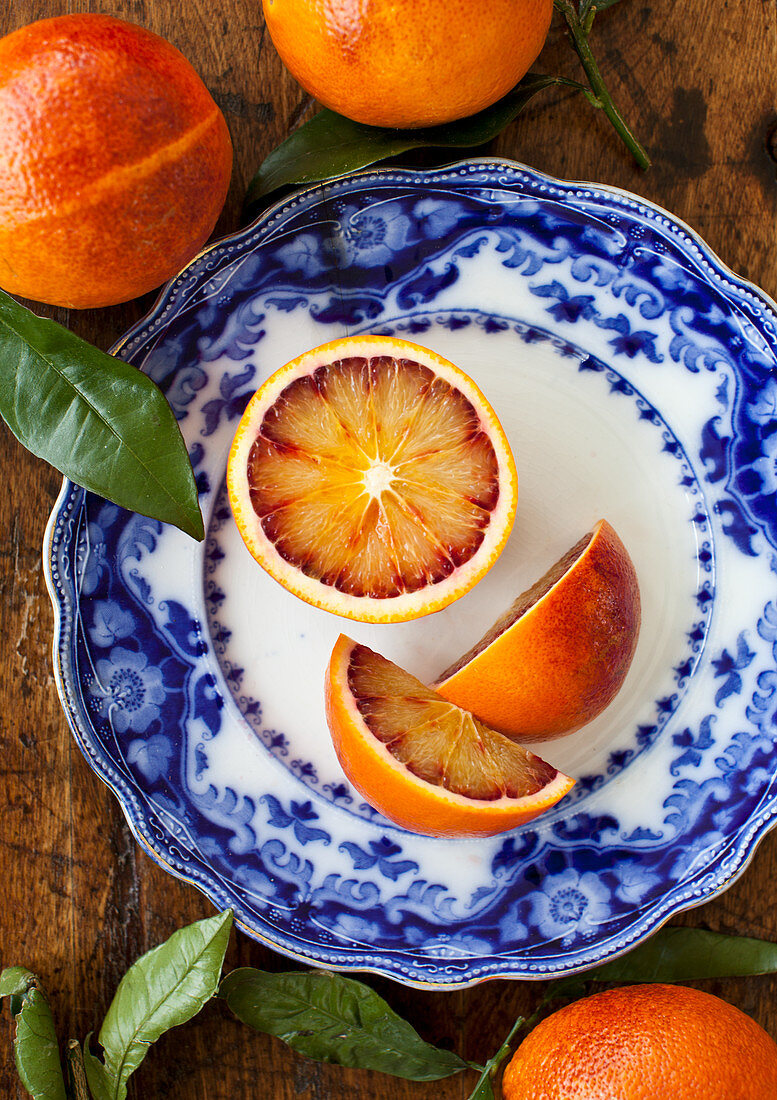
[325, 635, 574, 837]
[436, 520, 641, 741]
[0, 14, 233, 308]
[261, 0, 554, 128]
[227, 336, 518, 623]
[501, 984, 777, 1100]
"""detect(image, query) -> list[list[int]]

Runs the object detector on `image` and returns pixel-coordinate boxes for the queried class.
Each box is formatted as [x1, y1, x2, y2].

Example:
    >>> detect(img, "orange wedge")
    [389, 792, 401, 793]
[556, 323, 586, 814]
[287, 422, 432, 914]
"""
[436, 519, 641, 741]
[226, 336, 518, 623]
[325, 635, 574, 838]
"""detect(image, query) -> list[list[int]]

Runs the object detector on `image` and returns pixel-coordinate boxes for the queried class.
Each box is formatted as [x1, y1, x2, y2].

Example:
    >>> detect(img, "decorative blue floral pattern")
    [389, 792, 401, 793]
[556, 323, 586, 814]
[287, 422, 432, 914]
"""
[526, 868, 612, 947]
[127, 734, 174, 782]
[92, 647, 166, 734]
[46, 161, 777, 987]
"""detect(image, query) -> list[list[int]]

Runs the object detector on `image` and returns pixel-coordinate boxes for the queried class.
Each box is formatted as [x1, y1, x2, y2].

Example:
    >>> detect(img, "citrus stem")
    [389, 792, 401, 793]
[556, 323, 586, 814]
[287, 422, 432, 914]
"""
[554, 0, 651, 170]
[466, 1015, 525, 1099]
[66, 1041, 91, 1100]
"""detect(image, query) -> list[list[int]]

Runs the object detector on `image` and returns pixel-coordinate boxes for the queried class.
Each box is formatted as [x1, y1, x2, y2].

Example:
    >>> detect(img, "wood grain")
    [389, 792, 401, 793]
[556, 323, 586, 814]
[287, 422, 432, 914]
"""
[1, 2, 777, 1097]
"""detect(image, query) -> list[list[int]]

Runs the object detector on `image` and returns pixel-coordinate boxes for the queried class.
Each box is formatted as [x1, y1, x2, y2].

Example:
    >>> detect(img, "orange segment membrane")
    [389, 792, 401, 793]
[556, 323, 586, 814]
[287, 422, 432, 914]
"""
[246, 355, 501, 599]
[347, 644, 558, 801]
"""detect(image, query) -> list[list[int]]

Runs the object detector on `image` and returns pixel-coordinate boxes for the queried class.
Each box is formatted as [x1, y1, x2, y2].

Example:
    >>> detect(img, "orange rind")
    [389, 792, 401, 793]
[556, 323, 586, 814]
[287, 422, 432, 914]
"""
[436, 519, 641, 741]
[227, 336, 518, 623]
[325, 634, 574, 838]
[502, 984, 777, 1100]
[262, 0, 554, 129]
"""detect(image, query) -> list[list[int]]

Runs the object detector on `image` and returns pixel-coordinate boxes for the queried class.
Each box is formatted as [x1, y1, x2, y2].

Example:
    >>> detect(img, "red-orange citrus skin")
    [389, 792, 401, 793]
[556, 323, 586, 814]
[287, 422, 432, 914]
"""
[502, 984, 777, 1100]
[325, 635, 574, 837]
[261, 0, 554, 128]
[227, 336, 518, 624]
[436, 520, 641, 741]
[0, 14, 233, 308]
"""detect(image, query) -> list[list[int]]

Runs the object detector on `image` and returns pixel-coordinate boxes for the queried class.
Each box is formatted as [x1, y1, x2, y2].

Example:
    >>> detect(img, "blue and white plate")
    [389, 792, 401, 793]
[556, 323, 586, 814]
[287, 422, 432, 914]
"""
[45, 160, 777, 987]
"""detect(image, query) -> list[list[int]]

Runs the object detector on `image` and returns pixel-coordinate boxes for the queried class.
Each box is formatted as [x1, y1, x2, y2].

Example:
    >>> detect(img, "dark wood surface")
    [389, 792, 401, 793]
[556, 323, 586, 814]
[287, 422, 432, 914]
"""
[2, 2, 777, 1096]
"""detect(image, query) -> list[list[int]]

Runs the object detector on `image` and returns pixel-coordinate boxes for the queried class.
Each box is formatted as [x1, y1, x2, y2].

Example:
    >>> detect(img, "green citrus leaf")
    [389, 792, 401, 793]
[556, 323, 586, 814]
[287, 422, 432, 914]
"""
[81, 1036, 114, 1100]
[0, 970, 67, 1100]
[14, 990, 68, 1100]
[468, 1073, 496, 1100]
[97, 909, 232, 1100]
[0, 967, 36, 998]
[581, 927, 777, 984]
[0, 290, 203, 540]
[245, 74, 567, 210]
[219, 968, 471, 1080]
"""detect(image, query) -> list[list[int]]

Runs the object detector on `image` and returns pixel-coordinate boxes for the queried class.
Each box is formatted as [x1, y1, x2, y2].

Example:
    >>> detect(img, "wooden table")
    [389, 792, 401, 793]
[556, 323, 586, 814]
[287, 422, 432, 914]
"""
[2, 2, 777, 1096]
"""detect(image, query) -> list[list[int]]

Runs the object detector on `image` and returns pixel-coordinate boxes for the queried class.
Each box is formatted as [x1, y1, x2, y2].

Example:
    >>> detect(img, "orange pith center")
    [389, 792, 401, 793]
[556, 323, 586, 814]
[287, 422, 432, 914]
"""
[245, 355, 501, 599]
[347, 644, 557, 801]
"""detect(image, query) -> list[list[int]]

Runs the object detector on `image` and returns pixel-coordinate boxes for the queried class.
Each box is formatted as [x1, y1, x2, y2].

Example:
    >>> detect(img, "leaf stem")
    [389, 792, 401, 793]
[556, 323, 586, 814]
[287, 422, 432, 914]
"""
[555, 0, 651, 169]
[67, 1041, 91, 1100]
[466, 1015, 525, 1099]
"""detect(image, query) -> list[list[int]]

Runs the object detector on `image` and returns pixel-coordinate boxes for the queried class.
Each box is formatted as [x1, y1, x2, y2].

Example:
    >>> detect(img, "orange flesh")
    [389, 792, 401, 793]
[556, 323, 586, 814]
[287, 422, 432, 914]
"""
[246, 356, 501, 599]
[347, 643, 558, 801]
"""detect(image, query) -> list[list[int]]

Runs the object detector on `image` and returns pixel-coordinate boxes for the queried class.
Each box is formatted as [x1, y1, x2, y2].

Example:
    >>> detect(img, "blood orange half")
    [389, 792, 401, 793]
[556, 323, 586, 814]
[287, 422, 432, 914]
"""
[325, 635, 574, 838]
[227, 336, 518, 623]
[436, 519, 641, 741]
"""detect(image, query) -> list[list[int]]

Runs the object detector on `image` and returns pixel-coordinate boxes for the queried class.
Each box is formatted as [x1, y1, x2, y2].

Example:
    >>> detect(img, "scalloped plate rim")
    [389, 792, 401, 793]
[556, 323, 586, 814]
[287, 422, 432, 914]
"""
[42, 155, 777, 987]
